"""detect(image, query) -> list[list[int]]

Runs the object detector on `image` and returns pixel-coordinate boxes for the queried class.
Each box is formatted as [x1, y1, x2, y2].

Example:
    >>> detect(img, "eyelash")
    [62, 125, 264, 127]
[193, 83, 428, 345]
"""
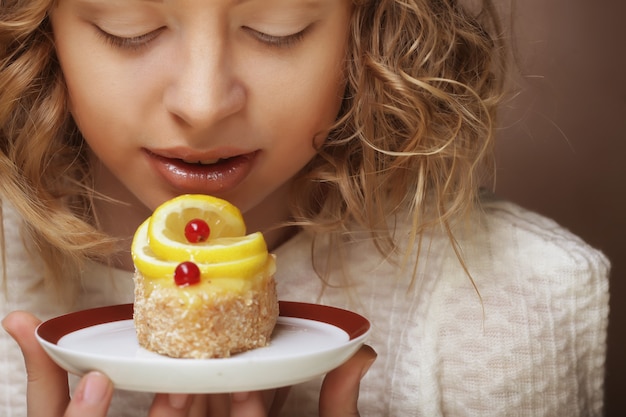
[95, 27, 164, 51]
[246, 27, 308, 49]
[95, 26, 308, 52]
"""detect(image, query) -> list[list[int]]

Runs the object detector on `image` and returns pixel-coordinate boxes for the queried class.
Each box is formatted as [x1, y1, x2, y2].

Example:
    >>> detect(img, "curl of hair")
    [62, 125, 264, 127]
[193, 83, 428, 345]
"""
[289, 0, 508, 280]
[1, 0, 117, 299]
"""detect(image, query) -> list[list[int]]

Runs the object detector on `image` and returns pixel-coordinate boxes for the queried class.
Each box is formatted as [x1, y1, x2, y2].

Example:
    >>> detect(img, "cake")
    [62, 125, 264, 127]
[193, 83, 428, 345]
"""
[130, 194, 279, 359]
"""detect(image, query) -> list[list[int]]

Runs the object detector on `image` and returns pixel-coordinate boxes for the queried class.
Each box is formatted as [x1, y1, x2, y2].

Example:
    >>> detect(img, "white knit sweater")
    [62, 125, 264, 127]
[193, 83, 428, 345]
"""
[0, 198, 610, 416]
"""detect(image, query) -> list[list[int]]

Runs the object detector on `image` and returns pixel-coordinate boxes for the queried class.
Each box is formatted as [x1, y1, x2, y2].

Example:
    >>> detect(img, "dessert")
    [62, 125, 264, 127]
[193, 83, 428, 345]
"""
[131, 194, 278, 359]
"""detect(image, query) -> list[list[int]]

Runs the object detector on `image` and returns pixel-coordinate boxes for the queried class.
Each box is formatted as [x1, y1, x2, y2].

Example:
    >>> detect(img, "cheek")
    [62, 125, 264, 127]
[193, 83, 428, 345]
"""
[296, 75, 346, 150]
[244, 29, 348, 131]
[288, 46, 347, 131]
[57, 46, 116, 133]
[270, 59, 346, 136]
[54, 35, 160, 133]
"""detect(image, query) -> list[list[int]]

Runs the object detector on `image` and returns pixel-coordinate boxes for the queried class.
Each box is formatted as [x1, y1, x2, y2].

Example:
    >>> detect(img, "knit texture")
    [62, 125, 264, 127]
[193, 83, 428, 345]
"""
[277, 200, 610, 416]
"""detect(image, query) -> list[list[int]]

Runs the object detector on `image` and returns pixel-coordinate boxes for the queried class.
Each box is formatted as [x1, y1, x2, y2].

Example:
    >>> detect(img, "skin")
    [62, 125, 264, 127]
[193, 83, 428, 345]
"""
[4, 0, 378, 415]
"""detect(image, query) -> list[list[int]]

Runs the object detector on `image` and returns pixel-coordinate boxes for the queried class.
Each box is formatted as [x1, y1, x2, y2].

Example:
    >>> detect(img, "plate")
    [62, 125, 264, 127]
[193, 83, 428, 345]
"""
[36, 301, 370, 393]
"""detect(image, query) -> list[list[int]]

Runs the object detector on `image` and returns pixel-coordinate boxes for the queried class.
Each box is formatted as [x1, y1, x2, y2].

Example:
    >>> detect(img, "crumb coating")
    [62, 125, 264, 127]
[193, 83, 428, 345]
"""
[133, 270, 278, 359]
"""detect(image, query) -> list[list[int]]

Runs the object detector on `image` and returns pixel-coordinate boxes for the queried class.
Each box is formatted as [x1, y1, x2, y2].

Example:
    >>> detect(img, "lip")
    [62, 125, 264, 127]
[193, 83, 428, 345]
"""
[144, 148, 257, 195]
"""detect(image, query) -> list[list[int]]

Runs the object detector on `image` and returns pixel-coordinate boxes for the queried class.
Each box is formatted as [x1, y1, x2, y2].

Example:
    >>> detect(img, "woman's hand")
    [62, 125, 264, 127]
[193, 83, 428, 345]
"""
[2, 311, 114, 416]
[3, 311, 376, 416]
[3, 311, 204, 416]
[320, 344, 377, 417]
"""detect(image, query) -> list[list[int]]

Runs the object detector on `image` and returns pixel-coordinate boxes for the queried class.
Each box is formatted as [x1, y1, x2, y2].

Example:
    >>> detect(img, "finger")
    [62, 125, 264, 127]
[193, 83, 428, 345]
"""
[230, 391, 269, 417]
[63, 372, 114, 417]
[268, 387, 291, 417]
[189, 394, 211, 417]
[2, 311, 70, 417]
[148, 393, 192, 417]
[203, 393, 229, 416]
[150, 393, 231, 417]
[319, 345, 377, 417]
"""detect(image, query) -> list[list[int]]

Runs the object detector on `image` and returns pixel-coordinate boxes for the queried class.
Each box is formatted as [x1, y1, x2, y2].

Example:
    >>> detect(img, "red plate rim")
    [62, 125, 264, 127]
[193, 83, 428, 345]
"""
[37, 301, 370, 345]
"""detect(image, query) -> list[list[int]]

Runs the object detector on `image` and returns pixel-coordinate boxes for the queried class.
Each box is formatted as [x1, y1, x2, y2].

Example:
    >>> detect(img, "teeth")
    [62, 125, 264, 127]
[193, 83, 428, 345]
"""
[182, 158, 221, 165]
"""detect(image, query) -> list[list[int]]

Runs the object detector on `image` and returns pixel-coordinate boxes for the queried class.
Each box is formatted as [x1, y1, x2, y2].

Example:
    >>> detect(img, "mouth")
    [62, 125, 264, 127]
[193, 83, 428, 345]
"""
[145, 149, 258, 195]
[181, 158, 223, 165]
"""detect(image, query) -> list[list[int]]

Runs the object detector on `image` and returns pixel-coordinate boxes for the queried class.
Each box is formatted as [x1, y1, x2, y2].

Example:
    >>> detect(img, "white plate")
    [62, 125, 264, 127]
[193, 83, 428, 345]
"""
[36, 301, 370, 393]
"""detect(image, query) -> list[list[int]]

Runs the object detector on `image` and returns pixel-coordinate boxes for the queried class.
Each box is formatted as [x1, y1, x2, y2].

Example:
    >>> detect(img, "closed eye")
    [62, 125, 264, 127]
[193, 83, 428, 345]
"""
[243, 26, 309, 49]
[95, 26, 165, 51]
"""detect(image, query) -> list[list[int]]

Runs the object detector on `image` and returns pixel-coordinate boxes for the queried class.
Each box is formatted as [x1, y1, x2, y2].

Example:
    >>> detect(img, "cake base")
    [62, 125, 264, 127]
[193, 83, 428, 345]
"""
[133, 273, 279, 359]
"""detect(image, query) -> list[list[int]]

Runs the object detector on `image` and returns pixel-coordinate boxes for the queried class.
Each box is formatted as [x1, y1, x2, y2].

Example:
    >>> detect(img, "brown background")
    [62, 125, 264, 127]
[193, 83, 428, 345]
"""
[495, 1, 625, 415]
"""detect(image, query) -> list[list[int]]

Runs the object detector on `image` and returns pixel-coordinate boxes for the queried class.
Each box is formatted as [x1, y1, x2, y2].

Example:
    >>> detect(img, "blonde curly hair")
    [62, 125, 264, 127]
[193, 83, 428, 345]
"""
[1, 0, 507, 293]
[291, 0, 507, 280]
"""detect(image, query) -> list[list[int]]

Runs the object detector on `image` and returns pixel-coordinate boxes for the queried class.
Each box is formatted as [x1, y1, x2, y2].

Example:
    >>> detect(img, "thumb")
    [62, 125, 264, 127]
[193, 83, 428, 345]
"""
[2, 311, 70, 417]
[319, 345, 377, 417]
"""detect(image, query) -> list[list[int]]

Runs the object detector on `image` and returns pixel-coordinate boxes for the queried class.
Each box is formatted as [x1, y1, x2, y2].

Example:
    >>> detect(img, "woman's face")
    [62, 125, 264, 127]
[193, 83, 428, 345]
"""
[49, 0, 351, 237]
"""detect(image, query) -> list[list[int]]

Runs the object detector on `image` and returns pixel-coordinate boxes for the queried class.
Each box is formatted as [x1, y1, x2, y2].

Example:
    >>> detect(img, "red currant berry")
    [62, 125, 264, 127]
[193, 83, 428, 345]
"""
[184, 219, 211, 243]
[174, 261, 201, 287]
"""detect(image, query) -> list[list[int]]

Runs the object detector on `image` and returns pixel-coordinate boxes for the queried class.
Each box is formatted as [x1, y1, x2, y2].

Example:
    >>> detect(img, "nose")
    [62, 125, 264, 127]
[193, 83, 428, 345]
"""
[163, 31, 245, 129]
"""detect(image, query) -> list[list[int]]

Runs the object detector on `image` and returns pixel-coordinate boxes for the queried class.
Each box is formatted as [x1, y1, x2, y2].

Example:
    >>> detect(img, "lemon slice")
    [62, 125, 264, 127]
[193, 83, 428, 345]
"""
[132, 219, 269, 280]
[148, 195, 265, 262]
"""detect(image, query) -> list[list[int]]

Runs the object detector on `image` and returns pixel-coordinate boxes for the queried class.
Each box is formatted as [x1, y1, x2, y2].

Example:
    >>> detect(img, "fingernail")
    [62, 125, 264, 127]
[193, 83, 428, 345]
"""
[231, 391, 250, 402]
[1, 313, 15, 335]
[82, 372, 111, 404]
[169, 393, 189, 409]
